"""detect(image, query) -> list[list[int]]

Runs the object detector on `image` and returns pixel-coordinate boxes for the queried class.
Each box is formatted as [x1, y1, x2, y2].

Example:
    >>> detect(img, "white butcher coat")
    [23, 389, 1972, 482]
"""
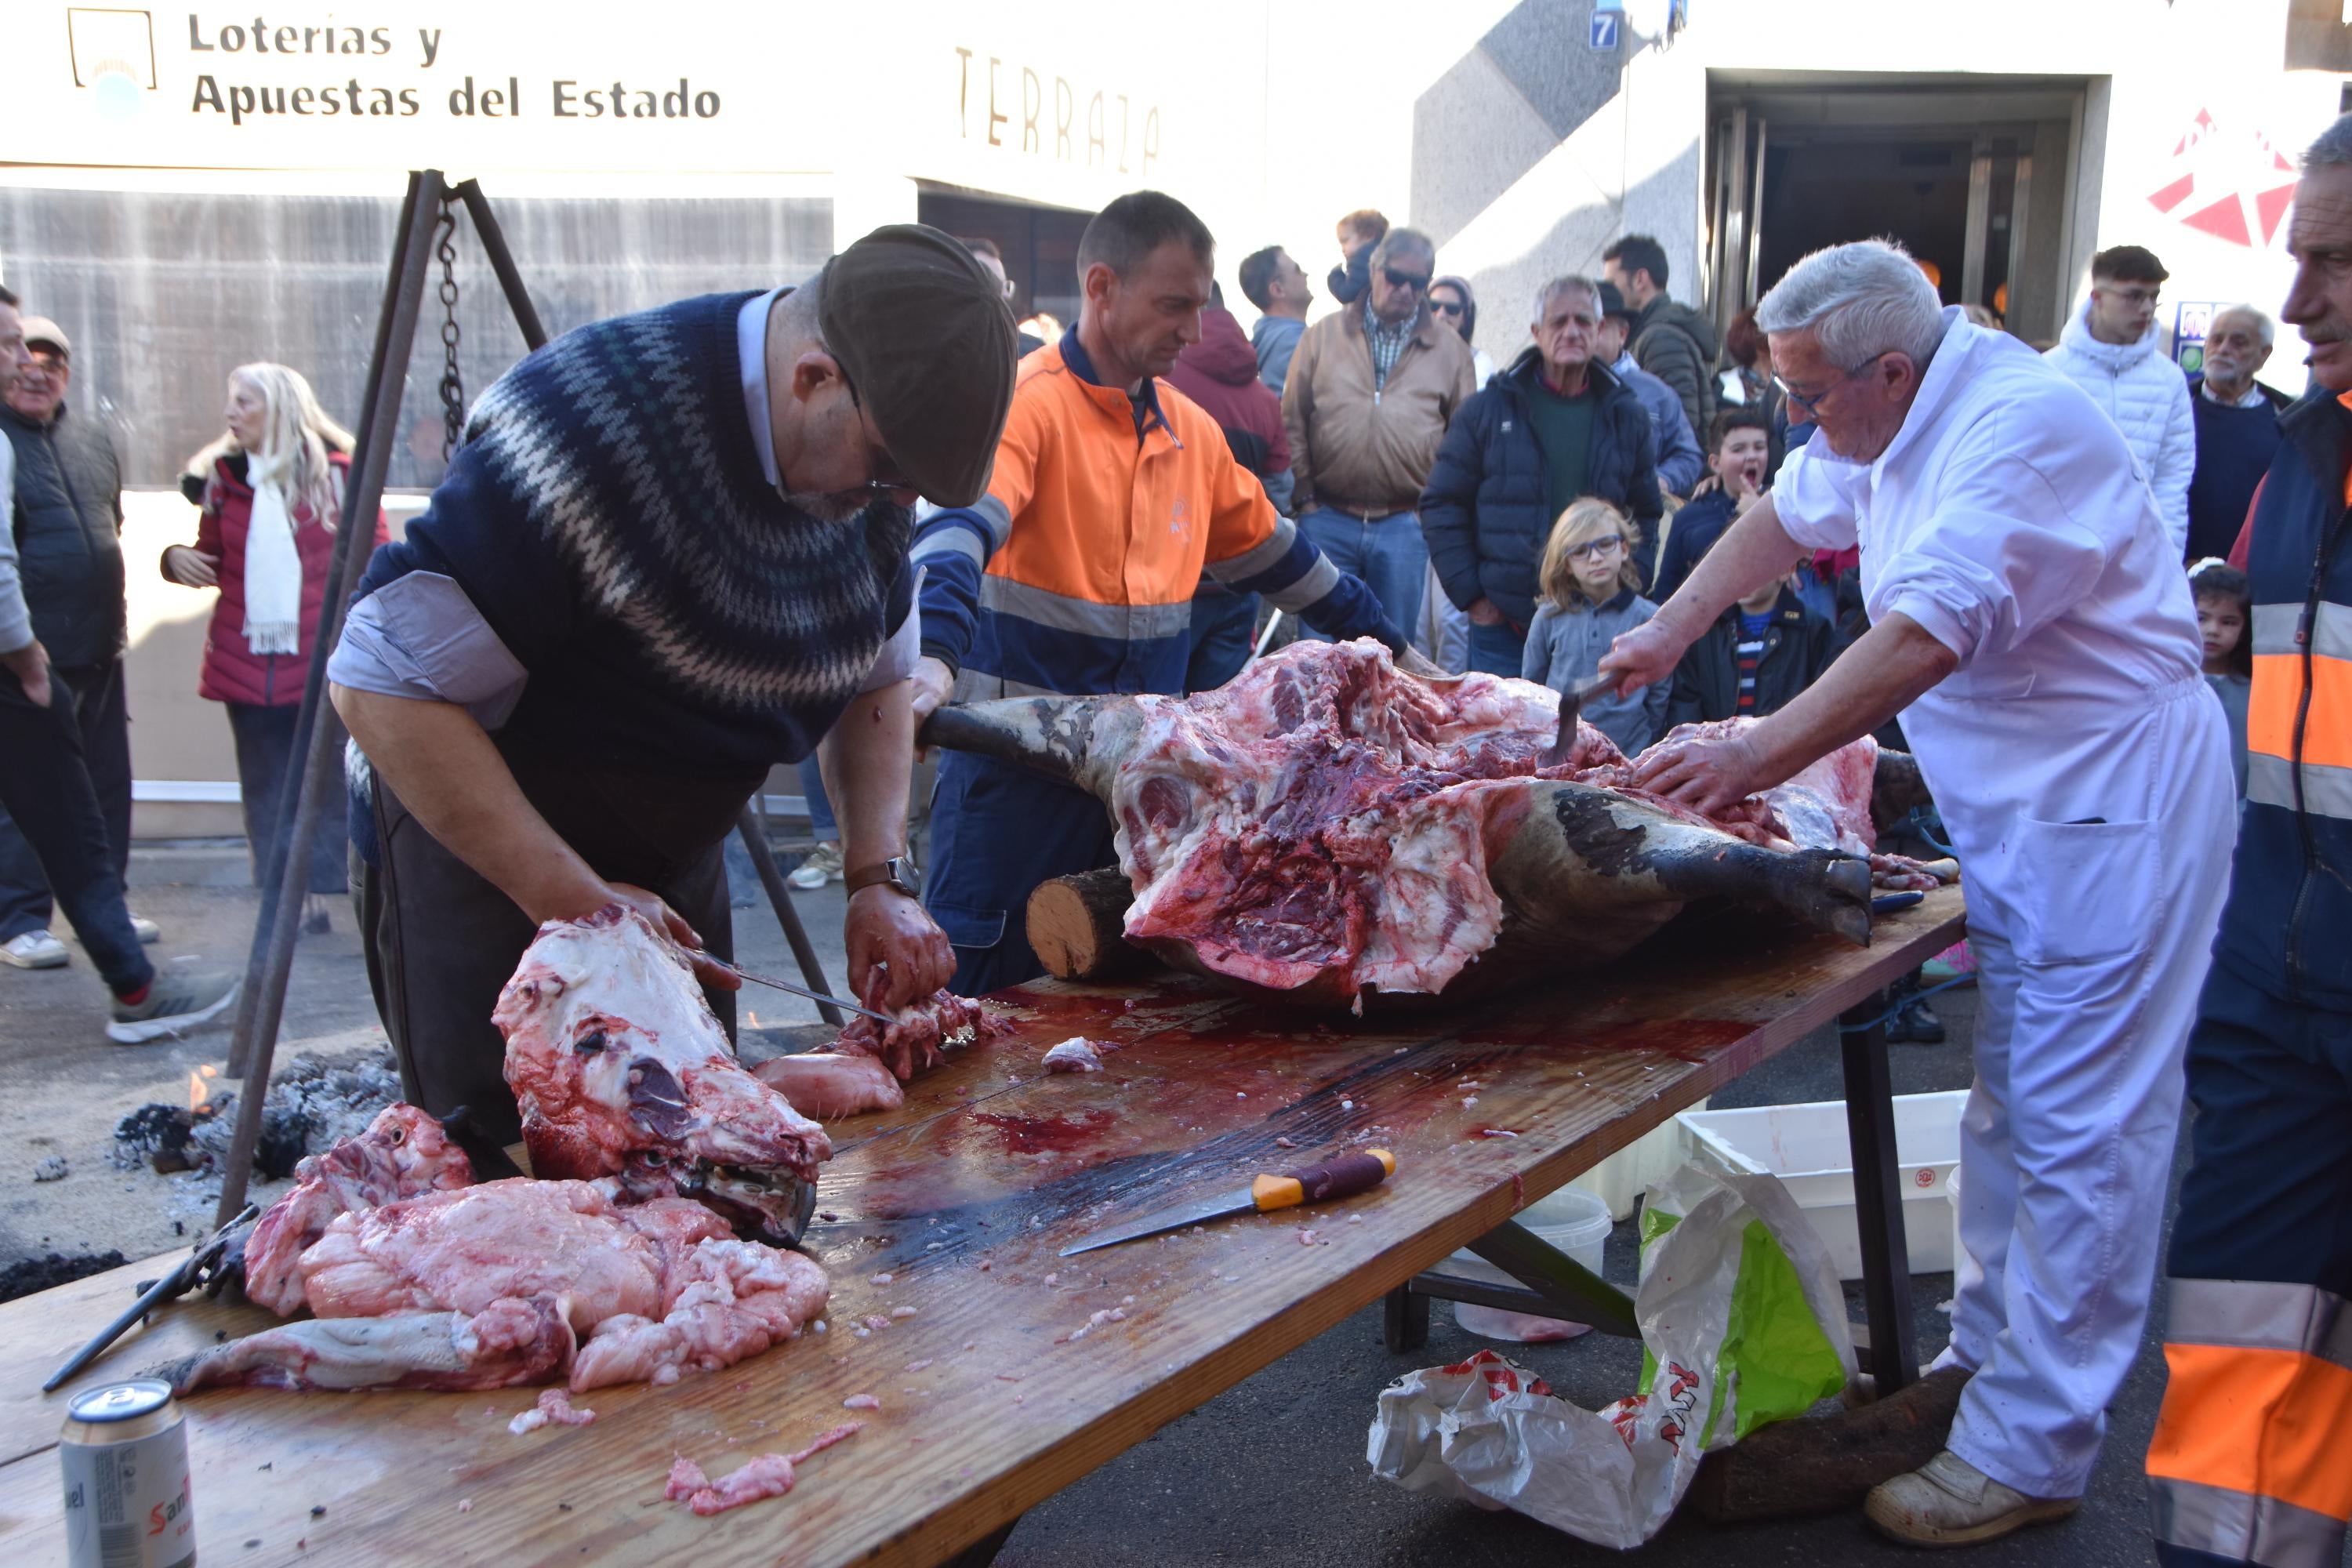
[1775, 310, 2235, 1498]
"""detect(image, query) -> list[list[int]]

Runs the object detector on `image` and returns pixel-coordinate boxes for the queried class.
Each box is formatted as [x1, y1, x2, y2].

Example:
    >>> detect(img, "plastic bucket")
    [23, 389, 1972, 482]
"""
[1448, 1186, 1614, 1342]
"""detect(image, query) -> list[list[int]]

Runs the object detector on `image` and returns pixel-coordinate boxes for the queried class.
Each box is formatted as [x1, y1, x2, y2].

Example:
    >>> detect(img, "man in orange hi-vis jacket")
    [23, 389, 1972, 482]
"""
[2143, 114, 2352, 1568]
[906, 191, 1421, 994]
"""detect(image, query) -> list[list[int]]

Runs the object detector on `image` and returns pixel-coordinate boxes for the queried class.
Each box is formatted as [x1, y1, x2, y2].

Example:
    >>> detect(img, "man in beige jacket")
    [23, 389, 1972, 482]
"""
[1283, 227, 1477, 639]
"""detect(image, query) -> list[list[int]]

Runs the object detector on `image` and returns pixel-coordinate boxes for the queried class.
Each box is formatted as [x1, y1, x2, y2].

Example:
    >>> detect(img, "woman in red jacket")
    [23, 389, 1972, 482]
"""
[163, 363, 387, 928]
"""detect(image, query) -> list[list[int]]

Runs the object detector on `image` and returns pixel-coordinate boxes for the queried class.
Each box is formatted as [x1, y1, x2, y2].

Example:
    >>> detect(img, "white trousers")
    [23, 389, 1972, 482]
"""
[1927, 682, 2236, 1498]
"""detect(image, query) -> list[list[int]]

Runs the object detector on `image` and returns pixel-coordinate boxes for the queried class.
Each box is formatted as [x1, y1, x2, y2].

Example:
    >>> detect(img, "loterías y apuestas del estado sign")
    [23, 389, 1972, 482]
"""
[180, 11, 723, 127]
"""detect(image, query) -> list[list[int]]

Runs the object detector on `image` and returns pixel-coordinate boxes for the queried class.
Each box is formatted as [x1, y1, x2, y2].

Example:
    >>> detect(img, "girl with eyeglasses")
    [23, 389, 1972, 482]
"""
[1521, 498, 1667, 755]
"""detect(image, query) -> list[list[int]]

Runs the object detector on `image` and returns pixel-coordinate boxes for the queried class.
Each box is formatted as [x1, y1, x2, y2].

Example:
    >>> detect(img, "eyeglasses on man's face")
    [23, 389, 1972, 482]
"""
[1382, 267, 1432, 293]
[1774, 350, 1894, 420]
[1566, 535, 1625, 561]
[2101, 285, 2161, 309]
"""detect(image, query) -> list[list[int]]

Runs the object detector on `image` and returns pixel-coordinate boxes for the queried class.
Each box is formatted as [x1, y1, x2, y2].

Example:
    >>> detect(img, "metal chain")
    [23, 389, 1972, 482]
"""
[435, 205, 465, 463]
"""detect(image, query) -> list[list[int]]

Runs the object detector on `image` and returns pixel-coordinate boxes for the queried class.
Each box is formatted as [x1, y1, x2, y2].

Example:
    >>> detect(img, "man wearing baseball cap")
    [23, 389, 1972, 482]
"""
[328, 224, 1017, 1165]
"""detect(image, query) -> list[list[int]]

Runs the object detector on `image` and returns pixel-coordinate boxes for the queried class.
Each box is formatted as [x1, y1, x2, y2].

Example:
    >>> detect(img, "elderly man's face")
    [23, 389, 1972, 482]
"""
[1534, 288, 1600, 379]
[2285, 163, 2352, 392]
[2201, 310, 2272, 393]
[1368, 249, 1432, 325]
[6, 345, 67, 422]
[1769, 327, 1917, 463]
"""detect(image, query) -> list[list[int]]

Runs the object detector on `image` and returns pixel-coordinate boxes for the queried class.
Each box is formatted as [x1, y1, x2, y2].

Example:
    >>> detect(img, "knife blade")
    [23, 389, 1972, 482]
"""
[1059, 1149, 1396, 1256]
[1542, 671, 1618, 768]
[706, 959, 895, 1025]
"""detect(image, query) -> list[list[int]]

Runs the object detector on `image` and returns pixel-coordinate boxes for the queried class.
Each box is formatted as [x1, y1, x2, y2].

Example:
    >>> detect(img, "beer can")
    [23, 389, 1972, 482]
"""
[60, 1379, 194, 1568]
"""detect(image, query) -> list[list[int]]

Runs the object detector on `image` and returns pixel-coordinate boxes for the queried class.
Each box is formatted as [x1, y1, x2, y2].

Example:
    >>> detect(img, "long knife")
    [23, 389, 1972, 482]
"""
[706, 958, 895, 1025]
[1060, 1149, 1396, 1256]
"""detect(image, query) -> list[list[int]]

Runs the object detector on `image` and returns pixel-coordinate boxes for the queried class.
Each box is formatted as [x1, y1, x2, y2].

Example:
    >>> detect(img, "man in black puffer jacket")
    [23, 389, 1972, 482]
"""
[1419, 274, 1661, 676]
[0, 318, 153, 972]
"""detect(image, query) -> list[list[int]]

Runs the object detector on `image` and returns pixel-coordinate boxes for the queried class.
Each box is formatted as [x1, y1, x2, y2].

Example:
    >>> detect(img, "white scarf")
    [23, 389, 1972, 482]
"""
[241, 469, 304, 656]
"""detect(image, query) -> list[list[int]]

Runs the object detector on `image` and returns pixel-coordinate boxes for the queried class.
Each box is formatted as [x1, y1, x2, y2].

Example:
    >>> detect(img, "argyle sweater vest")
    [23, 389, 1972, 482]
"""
[356, 291, 915, 773]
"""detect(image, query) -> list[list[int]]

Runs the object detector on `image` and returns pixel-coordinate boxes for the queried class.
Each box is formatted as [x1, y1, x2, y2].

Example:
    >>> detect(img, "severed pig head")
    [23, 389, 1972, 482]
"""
[496, 906, 830, 1245]
[241, 1102, 474, 1316]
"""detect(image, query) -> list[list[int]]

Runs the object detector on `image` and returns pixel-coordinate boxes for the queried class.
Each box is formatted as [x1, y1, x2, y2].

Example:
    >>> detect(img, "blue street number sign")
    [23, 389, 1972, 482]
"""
[1589, 12, 1620, 48]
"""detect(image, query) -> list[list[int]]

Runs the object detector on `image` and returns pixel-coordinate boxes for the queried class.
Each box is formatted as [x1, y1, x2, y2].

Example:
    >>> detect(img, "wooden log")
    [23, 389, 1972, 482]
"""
[1686, 1365, 1970, 1523]
[1025, 866, 1147, 982]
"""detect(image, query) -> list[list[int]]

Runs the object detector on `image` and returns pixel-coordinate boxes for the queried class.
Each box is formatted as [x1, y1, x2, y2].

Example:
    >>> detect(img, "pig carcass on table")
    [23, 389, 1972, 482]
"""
[167, 1107, 829, 1396]
[498, 905, 830, 1243]
[241, 1103, 474, 1316]
[753, 989, 1011, 1121]
[919, 641, 1941, 1008]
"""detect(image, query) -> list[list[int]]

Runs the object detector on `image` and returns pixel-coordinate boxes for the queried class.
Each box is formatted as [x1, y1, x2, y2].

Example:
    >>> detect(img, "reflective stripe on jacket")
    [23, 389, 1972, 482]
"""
[2147, 1279, 2352, 1562]
[915, 332, 1391, 702]
[2212, 387, 2352, 1009]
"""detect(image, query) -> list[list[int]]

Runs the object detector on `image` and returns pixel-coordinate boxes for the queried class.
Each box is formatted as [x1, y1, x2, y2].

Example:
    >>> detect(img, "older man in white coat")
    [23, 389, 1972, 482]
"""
[1599, 240, 2235, 1547]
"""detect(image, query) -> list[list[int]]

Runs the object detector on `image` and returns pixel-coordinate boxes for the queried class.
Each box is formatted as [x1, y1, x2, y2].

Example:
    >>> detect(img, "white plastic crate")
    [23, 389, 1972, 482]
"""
[1675, 1091, 1969, 1279]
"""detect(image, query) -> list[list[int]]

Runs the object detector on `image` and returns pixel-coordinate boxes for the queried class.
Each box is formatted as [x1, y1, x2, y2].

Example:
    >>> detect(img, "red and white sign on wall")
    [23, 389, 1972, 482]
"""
[2147, 107, 2299, 250]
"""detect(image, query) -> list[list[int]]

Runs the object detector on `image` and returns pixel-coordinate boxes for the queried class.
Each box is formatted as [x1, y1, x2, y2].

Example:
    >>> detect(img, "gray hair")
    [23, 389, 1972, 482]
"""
[1531, 274, 1601, 325]
[2306, 113, 2352, 170]
[1370, 227, 1436, 272]
[2210, 303, 2276, 348]
[1755, 238, 1945, 374]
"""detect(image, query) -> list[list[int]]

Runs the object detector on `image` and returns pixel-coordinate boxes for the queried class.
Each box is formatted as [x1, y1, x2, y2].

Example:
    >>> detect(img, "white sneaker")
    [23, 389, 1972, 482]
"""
[1864, 1450, 2078, 1546]
[129, 915, 162, 944]
[1, 931, 69, 969]
[788, 841, 844, 891]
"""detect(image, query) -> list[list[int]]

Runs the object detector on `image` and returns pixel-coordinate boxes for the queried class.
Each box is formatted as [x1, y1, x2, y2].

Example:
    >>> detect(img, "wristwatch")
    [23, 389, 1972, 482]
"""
[844, 855, 921, 899]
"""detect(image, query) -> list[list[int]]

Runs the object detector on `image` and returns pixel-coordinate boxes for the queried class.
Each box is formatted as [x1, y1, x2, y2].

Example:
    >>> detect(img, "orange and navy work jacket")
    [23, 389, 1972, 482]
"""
[2211, 387, 2352, 1010]
[912, 332, 1396, 703]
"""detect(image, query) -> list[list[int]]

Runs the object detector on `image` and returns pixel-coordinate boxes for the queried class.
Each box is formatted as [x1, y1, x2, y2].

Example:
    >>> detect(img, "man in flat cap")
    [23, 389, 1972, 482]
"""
[329, 225, 1016, 1167]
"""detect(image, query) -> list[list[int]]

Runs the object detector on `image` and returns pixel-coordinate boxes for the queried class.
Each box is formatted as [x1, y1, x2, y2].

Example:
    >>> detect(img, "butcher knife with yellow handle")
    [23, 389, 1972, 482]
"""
[1058, 1149, 1396, 1256]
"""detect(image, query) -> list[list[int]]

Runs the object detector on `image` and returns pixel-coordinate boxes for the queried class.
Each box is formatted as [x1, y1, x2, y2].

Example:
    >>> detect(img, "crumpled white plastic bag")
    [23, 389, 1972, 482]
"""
[1366, 1166, 1854, 1548]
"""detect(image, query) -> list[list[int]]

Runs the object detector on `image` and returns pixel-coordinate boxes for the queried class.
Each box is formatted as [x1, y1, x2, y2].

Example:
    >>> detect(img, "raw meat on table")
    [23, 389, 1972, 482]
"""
[751, 1051, 906, 1120]
[665, 1422, 862, 1516]
[168, 1107, 830, 1397]
[833, 989, 1011, 1081]
[920, 641, 1940, 1006]
[241, 1102, 473, 1316]
[498, 905, 829, 1243]
[751, 987, 1007, 1120]
[1043, 1039, 1105, 1073]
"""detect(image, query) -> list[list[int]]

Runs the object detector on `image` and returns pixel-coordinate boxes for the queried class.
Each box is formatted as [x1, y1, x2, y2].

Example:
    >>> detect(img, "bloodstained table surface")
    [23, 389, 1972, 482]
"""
[0, 887, 1963, 1566]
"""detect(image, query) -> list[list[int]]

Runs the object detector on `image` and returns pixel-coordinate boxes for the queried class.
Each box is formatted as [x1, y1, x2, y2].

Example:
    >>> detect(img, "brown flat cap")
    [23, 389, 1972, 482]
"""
[818, 224, 1018, 508]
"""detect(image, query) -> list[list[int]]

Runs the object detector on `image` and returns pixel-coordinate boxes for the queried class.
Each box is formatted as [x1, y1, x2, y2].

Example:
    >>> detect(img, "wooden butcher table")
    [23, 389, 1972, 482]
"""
[0, 887, 1963, 1566]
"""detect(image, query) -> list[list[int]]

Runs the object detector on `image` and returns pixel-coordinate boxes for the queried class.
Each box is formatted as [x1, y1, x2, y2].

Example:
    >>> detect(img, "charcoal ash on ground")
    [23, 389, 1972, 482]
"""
[0, 1250, 128, 1305]
[111, 1049, 405, 1181]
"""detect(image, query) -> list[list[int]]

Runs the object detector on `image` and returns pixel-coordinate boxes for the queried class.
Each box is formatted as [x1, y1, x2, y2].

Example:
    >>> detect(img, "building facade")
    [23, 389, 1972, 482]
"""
[5, 0, 2337, 832]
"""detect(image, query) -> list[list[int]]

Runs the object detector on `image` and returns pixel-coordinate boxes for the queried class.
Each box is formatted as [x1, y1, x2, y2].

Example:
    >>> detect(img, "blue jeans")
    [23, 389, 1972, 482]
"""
[1297, 506, 1426, 643]
[797, 756, 837, 840]
[1465, 619, 1526, 678]
[924, 752, 1119, 996]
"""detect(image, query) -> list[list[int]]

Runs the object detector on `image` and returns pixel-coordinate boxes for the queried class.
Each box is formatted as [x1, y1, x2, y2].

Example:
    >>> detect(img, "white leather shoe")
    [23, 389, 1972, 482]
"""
[1864, 1450, 2078, 1547]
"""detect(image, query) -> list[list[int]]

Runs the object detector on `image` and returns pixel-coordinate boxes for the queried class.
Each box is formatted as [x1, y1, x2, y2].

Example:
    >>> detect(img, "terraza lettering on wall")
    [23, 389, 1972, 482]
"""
[953, 48, 1159, 172]
[182, 13, 721, 126]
